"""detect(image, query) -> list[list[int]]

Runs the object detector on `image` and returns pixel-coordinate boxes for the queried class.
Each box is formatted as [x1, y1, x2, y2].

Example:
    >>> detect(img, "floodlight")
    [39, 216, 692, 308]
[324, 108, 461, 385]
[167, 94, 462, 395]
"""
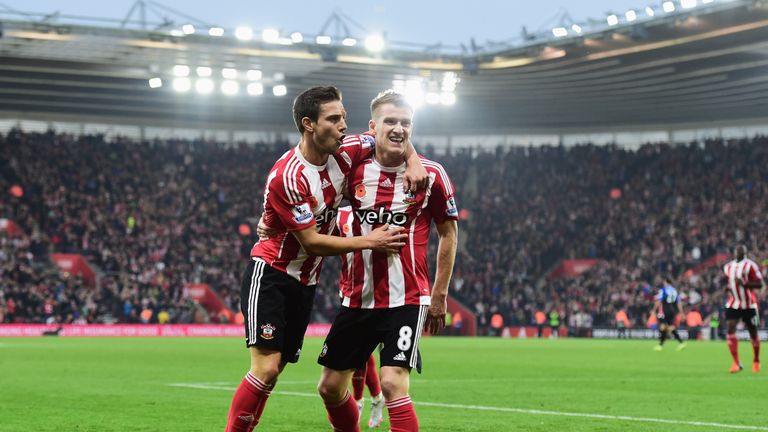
[262, 29, 279, 43]
[195, 79, 214, 94]
[681, 0, 698, 9]
[606, 14, 619, 26]
[662, 1, 676, 12]
[552, 27, 568, 37]
[221, 80, 239, 95]
[247, 83, 264, 96]
[235, 26, 254, 40]
[273, 85, 287, 96]
[196, 66, 212, 77]
[222, 68, 238, 79]
[290, 32, 303, 43]
[208, 27, 224, 37]
[182, 24, 195, 35]
[342, 37, 357, 46]
[364, 35, 385, 52]
[173, 65, 190, 77]
[571, 24, 582, 33]
[246, 70, 262, 80]
[172, 78, 191, 92]
[625, 10, 637, 22]
[645, 6, 656, 16]
[148, 78, 162, 88]
[316, 35, 331, 45]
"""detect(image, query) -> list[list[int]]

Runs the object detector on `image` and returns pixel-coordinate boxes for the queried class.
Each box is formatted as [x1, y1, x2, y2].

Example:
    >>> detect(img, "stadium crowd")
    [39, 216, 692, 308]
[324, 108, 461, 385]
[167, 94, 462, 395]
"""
[1, 129, 766, 334]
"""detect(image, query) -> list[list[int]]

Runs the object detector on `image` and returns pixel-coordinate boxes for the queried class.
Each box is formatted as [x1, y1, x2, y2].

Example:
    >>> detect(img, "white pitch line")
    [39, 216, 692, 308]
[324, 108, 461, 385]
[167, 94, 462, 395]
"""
[167, 383, 768, 430]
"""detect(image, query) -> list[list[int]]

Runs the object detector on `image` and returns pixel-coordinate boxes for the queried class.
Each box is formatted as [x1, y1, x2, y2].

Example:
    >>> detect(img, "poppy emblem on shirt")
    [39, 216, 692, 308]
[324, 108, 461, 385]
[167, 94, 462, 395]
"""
[342, 223, 351, 234]
[354, 184, 367, 199]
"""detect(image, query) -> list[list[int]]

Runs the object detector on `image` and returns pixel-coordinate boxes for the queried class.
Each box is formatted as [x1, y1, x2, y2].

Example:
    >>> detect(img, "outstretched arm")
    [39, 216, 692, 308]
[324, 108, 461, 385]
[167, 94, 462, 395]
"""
[425, 219, 458, 335]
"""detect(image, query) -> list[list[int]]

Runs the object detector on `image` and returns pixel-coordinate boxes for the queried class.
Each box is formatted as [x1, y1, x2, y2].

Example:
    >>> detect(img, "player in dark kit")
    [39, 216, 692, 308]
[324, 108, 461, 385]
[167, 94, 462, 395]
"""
[723, 245, 765, 373]
[652, 276, 686, 351]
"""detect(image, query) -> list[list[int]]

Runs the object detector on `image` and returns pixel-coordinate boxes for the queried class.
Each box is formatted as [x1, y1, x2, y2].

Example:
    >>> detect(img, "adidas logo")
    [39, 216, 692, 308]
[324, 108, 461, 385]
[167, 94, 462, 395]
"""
[393, 352, 407, 361]
[321, 179, 333, 189]
[379, 178, 394, 188]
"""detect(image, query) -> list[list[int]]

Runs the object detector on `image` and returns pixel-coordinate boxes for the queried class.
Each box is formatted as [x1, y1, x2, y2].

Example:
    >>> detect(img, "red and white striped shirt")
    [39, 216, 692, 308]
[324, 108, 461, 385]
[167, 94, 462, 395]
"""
[250, 135, 374, 285]
[723, 258, 763, 310]
[336, 156, 458, 309]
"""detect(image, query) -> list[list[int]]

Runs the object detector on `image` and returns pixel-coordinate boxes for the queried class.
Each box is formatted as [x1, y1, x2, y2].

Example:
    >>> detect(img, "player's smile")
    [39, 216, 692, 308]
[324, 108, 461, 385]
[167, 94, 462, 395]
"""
[387, 135, 404, 147]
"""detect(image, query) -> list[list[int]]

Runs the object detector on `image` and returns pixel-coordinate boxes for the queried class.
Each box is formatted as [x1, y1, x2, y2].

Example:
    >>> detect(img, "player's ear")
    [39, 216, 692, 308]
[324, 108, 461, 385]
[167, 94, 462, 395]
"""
[302, 117, 314, 133]
[368, 119, 376, 134]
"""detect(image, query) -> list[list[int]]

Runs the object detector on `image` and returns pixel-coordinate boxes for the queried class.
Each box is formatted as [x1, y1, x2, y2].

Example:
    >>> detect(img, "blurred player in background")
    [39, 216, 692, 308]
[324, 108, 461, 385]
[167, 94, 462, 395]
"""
[723, 245, 765, 373]
[224, 86, 426, 432]
[316, 90, 458, 432]
[652, 276, 686, 351]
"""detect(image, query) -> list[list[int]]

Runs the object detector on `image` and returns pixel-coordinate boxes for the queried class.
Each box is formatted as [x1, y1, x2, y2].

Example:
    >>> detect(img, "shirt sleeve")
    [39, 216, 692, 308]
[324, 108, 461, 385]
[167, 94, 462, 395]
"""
[427, 163, 459, 224]
[336, 133, 375, 168]
[266, 170, 316, 232]
[747, 262, 764, 282]
[654, 289, 664, 301]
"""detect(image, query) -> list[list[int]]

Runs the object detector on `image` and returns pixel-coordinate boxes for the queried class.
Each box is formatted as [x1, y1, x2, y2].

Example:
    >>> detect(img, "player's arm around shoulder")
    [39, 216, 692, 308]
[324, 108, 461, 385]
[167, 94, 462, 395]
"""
[403, 140, 428, 192]
[426, 219, 458, 335]
[291, 223, 407, 256]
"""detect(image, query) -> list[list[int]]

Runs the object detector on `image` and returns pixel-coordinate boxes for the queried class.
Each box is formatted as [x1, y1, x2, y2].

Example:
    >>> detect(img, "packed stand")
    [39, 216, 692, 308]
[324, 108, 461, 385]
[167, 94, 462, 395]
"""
[421, 138, 768, 334]
[2, 129, 767, 332]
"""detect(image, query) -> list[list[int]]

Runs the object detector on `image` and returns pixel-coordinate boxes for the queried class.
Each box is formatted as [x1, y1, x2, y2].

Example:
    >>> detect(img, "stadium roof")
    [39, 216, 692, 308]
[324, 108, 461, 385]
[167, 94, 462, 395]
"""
[0, 0, 767, 135]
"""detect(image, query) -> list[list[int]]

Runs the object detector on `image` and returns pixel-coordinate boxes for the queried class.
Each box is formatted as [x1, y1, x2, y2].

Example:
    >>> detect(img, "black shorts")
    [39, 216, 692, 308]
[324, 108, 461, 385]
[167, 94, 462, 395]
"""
[725, 308, 760, 327]
[240, 258, 316, 363]
[318, 305, 427, 374]
[659, 306, 677, 326]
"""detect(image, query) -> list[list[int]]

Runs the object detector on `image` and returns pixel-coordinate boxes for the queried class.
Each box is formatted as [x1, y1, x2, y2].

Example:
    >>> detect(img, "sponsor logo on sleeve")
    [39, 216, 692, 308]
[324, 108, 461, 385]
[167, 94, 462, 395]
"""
[292, 202, 314, 224]
[445, 196, 458, 217]
[360, 134, 376, 146]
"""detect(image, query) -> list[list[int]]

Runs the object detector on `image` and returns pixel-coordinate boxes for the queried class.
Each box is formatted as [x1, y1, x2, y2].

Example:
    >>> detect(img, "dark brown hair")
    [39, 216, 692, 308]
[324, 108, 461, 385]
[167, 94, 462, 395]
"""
[292, 86, 342, 133]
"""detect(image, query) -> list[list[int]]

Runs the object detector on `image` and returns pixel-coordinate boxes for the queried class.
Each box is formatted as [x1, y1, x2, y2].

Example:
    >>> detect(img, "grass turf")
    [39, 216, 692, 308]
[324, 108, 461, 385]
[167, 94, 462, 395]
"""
[0, 337, 766, 431]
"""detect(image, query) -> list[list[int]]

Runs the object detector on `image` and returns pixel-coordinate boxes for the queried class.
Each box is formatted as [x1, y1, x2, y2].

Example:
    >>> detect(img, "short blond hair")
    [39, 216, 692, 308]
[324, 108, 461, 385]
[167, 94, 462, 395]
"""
[370, 89, 412, 117]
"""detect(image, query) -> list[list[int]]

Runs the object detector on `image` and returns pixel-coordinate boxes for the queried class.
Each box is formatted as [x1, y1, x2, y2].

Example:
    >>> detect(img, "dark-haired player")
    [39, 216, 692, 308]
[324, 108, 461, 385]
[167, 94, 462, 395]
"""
[224, 86, 426, 432]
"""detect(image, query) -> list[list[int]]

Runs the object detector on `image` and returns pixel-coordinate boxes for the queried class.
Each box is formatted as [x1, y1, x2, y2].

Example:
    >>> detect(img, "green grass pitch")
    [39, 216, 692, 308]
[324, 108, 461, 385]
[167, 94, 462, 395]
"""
[1, 337, 766, 431]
